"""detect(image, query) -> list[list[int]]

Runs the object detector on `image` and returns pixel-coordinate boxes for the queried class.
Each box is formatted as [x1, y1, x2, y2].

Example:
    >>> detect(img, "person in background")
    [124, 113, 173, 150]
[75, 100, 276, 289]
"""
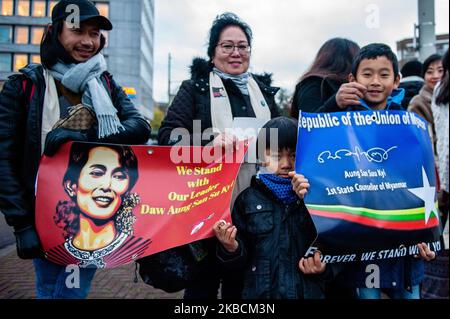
[422, 49, 449, 299]
[398, 60, 424, 109]
[408, 54, 444, 153]
[290, 38, 360, 117]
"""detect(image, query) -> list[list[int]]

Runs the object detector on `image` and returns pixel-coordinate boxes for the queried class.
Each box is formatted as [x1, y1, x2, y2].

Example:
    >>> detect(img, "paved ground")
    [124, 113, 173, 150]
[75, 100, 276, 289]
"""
[0, 244, 183, 299]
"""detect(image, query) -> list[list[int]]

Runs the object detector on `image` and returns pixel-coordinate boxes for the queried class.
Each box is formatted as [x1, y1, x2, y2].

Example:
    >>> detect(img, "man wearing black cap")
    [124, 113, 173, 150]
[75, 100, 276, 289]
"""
[0, 0, 151, 298]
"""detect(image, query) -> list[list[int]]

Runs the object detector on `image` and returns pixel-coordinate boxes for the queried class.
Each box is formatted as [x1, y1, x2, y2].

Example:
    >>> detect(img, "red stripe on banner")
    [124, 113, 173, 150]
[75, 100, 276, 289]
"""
[309, 209, 440, 230]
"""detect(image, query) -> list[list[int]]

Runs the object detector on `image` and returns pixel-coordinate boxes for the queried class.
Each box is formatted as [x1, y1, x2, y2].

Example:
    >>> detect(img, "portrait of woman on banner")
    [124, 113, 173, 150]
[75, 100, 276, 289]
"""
[46, 143, 151, 268]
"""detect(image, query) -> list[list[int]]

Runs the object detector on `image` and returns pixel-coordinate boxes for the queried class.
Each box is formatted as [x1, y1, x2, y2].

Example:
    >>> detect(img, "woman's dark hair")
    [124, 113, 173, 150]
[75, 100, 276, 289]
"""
[40, 20, 106, 68]
[301, 38, 360, 83]
[257, 117, 298, 160]
[352, 43, 399, 78]
[55, 143, 139, 238]
[290, 38, 360, 118]
[436, 50, 449, 105]
[207, 12, 252, 61]
[422, 53, 442, 78]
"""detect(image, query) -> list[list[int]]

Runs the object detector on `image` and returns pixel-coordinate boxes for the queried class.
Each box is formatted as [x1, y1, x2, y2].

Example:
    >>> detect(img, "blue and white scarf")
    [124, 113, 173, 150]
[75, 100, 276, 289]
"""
[213, 67, 250, 95]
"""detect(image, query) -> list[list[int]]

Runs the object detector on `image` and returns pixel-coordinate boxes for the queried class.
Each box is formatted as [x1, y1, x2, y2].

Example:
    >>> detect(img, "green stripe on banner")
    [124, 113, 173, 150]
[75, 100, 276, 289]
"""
[306, 203, 438, 221]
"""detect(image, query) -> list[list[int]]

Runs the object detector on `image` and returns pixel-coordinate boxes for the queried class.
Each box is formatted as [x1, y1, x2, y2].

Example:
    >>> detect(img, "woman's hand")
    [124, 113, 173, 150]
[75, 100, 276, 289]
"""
[415, 242, 436, 261]
[212, 132, 239, 153]
[299, 251, 326, 275]
[289, 171, 310, 199]
[213, 220, 239, 253]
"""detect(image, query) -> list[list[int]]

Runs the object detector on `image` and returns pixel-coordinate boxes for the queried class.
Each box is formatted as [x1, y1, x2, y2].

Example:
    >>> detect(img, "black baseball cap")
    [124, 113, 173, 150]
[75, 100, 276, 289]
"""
[51, 0, 113, 31]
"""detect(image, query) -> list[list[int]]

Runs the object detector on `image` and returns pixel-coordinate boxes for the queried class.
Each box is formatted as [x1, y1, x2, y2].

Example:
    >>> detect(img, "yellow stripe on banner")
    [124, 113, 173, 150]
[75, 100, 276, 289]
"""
[306, 202, 438, 216]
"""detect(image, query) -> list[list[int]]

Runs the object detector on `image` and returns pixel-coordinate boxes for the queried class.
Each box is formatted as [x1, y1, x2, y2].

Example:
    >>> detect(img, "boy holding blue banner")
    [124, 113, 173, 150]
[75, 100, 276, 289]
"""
[213, 117, 336, 299]
[329, 43, 436, 299]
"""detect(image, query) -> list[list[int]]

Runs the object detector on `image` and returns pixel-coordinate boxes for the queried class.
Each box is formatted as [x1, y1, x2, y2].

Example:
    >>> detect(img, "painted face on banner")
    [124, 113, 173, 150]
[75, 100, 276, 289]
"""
[213, 26, 251, 75]
[352, 56, 400, 110]
[72, 147, 130, 220]
[58, 20, 101, 62]
[263, 148, 296, 178]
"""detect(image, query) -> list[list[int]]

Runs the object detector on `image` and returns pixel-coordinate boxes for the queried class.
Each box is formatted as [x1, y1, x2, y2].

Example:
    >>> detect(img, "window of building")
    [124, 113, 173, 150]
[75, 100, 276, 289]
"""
[32, 0, 46, 17]
[31, 54, 40, 64]
[17, 0, 30, 16]
[31, 26, 44, 45]
[0, 53, 12, 72]
[14, 53, 28, 71]
[95, 3, 109, 18]
[15, 26, 29, 44]
[1, 0, 14, 15]
[0, 25, 12, 44]
[48, 0, 57, 17]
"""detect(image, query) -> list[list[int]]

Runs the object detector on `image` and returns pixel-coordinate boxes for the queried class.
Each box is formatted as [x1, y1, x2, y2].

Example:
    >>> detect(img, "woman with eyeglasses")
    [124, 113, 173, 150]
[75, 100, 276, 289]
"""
[157, 12, 280, 299]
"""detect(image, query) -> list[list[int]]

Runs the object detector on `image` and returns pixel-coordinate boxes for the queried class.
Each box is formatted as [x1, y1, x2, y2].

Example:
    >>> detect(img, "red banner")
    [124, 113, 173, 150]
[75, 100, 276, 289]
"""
[35, 142, 247, 268]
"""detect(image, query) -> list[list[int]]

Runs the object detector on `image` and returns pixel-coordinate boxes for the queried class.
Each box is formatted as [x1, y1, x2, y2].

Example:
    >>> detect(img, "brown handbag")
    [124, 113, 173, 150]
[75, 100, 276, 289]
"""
[52, 104, 97, 130]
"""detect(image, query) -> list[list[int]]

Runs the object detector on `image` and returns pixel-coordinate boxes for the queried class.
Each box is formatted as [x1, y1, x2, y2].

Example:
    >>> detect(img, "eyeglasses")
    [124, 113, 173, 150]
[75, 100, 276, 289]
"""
[218, 43, 251, 55]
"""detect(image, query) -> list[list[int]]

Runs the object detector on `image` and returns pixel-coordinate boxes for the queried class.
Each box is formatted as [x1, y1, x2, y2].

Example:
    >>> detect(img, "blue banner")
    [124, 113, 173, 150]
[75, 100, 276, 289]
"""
[296, 111, 441, 263]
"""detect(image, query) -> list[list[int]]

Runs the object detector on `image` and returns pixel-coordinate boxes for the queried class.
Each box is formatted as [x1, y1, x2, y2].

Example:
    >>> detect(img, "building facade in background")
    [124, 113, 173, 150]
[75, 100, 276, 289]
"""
[0, 0, 154, 118]
[397, 33, 449, 67]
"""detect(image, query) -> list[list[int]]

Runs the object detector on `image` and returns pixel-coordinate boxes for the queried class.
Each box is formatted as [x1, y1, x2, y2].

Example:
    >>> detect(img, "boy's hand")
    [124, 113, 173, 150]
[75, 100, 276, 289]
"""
[289, 171, 310, 199]
[335, 82, 367, 108]
[213, 220, 239, 253]
[414, 242, 436, 261]
[299, 251, 326, 275]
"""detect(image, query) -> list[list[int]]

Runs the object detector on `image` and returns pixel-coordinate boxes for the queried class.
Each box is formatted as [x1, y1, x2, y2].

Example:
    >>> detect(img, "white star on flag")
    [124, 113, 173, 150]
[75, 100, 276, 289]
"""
[407, 167, 437, 225]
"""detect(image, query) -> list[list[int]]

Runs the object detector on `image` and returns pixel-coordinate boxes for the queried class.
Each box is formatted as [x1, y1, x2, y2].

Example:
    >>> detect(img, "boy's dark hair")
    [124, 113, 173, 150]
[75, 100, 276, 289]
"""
[436, 49, 449, 105]
[207, 12, 252, 62]
[40, 20, 106, 68]
[351, 43, 399, 78]
[422, 53, 442, 78]
[257, 117, 298, 159]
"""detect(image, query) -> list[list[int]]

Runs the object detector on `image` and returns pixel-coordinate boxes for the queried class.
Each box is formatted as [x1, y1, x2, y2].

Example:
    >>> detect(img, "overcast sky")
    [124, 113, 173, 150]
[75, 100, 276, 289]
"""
[153, 0, 449, 103]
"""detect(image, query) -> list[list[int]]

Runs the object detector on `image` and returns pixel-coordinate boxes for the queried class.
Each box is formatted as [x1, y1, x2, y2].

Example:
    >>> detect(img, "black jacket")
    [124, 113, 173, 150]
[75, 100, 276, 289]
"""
[0, 63, 151, 231]
[158, 58, 280, 146]
[398, 77, 424, 109]
[217, 177, 335, 299]
[291, 76, 343, 118]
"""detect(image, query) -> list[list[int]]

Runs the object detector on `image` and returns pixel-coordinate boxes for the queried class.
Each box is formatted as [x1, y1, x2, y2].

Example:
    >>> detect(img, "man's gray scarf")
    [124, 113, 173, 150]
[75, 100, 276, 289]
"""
[50, 54, 124, 138]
